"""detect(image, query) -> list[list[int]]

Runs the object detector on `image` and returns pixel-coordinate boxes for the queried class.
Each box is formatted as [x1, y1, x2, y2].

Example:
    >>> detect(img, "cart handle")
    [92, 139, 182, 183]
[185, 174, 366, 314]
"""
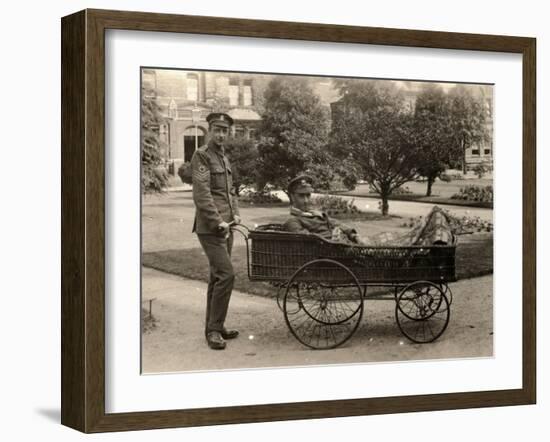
[229, 222, 252, 279]
[230, 222, 250, 240]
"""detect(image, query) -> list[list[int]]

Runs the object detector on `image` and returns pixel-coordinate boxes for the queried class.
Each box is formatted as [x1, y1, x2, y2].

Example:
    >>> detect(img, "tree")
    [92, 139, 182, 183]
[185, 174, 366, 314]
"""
[178, 137, 260, 196]
[448, 85, 491, 174]
[413, 84, 459, 196]
[224, 137, 260, 195]
[141, 87, 169, 193]
[330, 80, 419, 216]
[256, 77, 330, 193]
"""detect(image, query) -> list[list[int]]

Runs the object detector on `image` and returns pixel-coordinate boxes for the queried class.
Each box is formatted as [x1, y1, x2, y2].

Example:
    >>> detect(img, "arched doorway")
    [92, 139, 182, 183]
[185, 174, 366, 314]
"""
[183, 126, 206, 162]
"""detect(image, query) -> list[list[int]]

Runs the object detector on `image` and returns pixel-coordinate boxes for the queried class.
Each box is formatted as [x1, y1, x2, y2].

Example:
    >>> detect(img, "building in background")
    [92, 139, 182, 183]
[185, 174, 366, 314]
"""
[142, 69, 263, 174]
[143, 70, 493, 178]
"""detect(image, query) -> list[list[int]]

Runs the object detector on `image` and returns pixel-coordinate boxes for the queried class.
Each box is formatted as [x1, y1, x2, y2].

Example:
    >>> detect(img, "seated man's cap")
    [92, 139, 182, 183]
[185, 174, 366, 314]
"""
[288, 175, 314, 194]
[206, 112, 234, 128]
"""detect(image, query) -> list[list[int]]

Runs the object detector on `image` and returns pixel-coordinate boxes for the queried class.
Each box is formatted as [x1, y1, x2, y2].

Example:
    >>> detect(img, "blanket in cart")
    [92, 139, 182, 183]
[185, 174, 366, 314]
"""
[323, 206, 454, 247]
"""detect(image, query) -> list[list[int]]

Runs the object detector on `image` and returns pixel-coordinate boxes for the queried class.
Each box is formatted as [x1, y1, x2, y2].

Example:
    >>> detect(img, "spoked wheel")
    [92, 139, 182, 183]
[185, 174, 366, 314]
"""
[275, 283, 288, 313]
[395, 281, 450, 344]
[283, 259, 364, 350]
[440, 283, 453, 308]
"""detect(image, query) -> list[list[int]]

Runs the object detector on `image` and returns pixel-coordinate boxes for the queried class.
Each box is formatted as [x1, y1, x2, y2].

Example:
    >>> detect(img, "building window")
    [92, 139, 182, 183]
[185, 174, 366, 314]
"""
[243, 80, 253, 106]
[248, 129, 257, 139]
[187, 73, 198, 102]
[472, 149, 480, 155]
[484, 149, 491, 155]
[229, 78, 239, 106]
[229, 86, 239, 106]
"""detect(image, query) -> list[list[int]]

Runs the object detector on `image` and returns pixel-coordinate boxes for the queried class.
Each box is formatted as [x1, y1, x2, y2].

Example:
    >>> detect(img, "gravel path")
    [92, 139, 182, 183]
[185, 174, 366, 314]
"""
[142, 267, 493, 373]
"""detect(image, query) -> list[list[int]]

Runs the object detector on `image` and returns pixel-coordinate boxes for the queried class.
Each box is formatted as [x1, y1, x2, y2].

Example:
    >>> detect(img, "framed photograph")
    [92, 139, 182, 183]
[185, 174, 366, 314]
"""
[61, 9, 536, 433]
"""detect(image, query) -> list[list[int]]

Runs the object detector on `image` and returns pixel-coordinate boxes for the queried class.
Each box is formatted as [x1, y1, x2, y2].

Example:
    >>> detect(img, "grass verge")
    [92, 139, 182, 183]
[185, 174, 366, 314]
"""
[142, 235, 493, 298]
[332, 191, 493, 209]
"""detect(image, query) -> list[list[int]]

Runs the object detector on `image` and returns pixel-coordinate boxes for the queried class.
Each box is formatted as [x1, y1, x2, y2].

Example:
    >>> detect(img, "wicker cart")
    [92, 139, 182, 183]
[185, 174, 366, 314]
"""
[232, 223, 456, 350]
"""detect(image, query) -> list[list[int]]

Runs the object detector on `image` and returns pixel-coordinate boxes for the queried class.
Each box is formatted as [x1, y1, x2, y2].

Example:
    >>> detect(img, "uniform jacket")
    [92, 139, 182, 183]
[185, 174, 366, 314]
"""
[191, 140, 240, 234]
[283, 207, 357, 241]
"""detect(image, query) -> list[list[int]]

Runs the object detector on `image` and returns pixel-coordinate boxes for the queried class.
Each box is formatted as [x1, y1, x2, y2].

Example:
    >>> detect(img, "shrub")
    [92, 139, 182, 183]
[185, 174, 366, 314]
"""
[239, 190, 282, 205]
[312, 194, 360, 215]
[451, 185, 493, 203]
[441, 172, 464, 182]
[142, 166, 169, 194]
[473, 164, 488, 179]
[401, 210, 493, 233]
[177, 162, 193, 185]
[393, 186, 412, 195]
[444, 209, 493, 233]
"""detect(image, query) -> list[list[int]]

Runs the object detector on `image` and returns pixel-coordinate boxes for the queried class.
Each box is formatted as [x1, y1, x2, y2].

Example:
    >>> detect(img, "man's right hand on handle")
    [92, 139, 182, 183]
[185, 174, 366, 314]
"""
[218, 221, 230, 235]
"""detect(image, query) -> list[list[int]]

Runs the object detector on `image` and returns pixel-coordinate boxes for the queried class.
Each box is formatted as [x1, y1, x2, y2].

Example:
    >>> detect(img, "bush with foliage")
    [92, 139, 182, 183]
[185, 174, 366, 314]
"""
[451, 185, 493, 203]
[392, 186, 412, 195]
[177, 162, 193, 185]
[446, 214, 493, 233]
[312, 194, 360, 216]
[473, 163, 489, 179]
[239, 190, 282, 205]
[141, 88, 169, 193]
[440, 172, 464, 182]
[401, 209, 493, 234]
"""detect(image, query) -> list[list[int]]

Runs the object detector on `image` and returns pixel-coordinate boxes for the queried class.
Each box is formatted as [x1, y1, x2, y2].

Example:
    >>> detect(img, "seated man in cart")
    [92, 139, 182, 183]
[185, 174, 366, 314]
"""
[283, 175, 361, 243]
[283, 175, 454, 247]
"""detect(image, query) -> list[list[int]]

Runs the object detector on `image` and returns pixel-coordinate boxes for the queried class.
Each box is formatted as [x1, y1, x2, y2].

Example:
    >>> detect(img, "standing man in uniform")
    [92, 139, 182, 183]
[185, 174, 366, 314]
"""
[191, 112, 241, 350]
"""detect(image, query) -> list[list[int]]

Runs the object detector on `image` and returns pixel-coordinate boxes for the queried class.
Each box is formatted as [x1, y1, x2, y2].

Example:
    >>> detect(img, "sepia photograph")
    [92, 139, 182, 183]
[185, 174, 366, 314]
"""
[140, 68, 494, 374]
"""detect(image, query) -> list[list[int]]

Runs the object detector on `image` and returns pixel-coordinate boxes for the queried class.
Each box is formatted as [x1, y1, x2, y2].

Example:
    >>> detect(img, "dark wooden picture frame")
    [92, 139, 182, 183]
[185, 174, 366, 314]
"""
[61, 8, 536, 433]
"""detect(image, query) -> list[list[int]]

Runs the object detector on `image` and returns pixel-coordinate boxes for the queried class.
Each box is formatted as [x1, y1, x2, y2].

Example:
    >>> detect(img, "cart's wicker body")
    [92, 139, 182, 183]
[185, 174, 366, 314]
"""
[249, 229, 456, 284]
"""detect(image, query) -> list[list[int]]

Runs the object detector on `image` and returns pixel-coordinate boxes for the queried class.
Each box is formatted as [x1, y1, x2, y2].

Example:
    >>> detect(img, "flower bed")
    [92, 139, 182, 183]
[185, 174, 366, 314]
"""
[451, 185, 493, 203]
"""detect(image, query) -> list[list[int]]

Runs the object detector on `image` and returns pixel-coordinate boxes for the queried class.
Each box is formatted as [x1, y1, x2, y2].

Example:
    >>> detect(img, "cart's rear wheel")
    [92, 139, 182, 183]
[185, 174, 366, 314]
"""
[395, 281, 450, 343]
[283, 259, 363, 350]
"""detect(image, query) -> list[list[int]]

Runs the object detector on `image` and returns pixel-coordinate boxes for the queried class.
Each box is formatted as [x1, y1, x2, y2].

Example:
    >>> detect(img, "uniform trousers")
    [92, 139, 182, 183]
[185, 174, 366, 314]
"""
[197, 232, 235, 335]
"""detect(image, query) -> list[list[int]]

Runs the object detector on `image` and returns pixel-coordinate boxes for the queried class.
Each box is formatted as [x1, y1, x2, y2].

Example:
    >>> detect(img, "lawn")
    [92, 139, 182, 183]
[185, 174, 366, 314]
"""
[335, 179, 493, 208]
[142, 191, 493, 298]
[142, 234, 493, 299]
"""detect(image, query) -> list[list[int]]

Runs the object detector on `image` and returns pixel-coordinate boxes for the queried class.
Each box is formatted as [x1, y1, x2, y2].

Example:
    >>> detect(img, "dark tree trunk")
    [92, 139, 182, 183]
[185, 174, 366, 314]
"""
[426, 176, 434, 197]
[462, 140, 467, 174]
[381, 194, 389, 216]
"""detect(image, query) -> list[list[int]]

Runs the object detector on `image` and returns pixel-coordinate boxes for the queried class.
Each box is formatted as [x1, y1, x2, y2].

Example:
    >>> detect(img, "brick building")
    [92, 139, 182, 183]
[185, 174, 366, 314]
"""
[142, 69, 263, 173]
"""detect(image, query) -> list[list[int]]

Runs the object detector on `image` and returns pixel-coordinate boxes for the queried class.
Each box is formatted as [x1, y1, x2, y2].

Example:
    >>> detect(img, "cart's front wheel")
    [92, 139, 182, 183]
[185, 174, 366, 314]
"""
[395, 281, 450, 343]
[283, 259, 363, 350]
[441, 283, 453, 308]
